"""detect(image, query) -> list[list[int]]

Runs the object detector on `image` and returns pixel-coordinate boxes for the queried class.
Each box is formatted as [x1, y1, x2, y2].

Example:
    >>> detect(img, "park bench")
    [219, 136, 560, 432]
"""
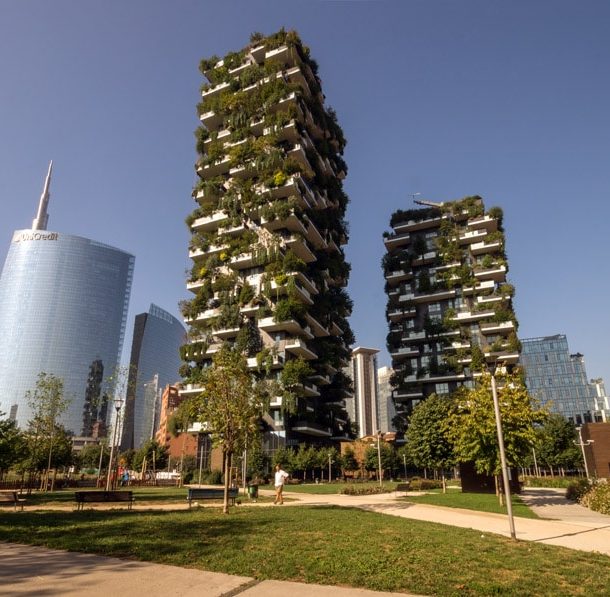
[187, 487, 238, 508]
[74, 490, 134, 511]
[0, 490, 26, 511]
[395, 482, 411, 495]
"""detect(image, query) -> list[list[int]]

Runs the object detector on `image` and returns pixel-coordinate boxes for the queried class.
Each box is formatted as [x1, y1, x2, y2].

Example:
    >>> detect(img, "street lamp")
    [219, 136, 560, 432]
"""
[376, 430, 383, 487]
[105, 397, 124, 491]
[489, 362, 517, 540]
[402, 452, 407, 481]
[575, 426, 594, 480]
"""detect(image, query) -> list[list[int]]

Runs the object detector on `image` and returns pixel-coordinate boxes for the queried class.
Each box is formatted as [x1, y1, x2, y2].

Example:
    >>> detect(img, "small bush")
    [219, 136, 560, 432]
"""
[580, 482, 610, 515]
[522, 476, 578, 489]
[204, 469, 223, 485]
[340, 486, 390, 496]
[409, 478, 444, 491]
[565, 478, 591, 502]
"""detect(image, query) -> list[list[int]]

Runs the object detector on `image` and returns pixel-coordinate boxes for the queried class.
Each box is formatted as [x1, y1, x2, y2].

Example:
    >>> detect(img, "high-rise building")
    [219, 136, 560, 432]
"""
[180, 29, 354, 447]
[520, 334, 598, 425]
[0, 163, 134, 434]
[383, 196, 520, 427]
[121, 304, 186, 450]
[591, 379, 610, 423]
[347, 347, 379, 438]
[377, 366, 396, 434]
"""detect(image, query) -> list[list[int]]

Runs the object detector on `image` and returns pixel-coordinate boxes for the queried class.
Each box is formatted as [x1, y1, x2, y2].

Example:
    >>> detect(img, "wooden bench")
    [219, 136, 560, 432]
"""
[0, 491, 26, 511]
[74, 490, 134, 511]
[395, 482, 411, 495]
[187, 487, 238, 508]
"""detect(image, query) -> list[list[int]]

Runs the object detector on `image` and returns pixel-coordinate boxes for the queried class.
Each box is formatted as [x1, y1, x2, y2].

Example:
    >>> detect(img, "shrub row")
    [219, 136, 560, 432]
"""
[580, 482, 610, 515]
[340, 486, 390, 496]
[409, 478, 444, 490]
[522, 476, 578, 489]
[565, 479, 591, 501]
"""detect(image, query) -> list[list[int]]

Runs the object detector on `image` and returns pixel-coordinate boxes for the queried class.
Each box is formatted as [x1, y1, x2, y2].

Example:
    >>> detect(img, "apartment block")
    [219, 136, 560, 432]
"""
[180, 30, 354, 447]
[383, 196, 520, 425]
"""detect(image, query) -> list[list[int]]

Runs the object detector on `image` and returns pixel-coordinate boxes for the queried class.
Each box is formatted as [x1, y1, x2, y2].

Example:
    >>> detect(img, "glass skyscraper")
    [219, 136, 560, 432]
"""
[0, 164, 134, 434]
[121, 304, 186, 450]
[520, 334, 597, 425]
[0, 231, 134, 433]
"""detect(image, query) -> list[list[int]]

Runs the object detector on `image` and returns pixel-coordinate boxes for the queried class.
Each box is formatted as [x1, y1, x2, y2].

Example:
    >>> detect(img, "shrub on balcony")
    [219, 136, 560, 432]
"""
[273, 297, 305, 322]
[280, 357, 313, 388]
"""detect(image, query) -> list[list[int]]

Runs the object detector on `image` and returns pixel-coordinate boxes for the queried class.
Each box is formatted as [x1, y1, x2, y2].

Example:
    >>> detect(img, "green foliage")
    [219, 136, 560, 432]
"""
[77, 443, 109, 470]
[340, 485, 390, 496]
[363, 441, 396, 474]
[0, 413, 27, 474]
[580, 482, 610, 514]
[535, 414, 582, 470]
[340, 446, 358, 472]
[280, 358, 313, 388]
[132, 440, 169, 472]
[448, 371, 545, 476]
[405, 394, 454, 473]
[565, 478, 591, 502]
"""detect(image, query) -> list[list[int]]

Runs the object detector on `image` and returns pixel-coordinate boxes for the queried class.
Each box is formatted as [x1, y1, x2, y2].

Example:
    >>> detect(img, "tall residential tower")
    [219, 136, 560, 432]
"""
[383, 197, 520, 428]
[180, 30, 354, 447]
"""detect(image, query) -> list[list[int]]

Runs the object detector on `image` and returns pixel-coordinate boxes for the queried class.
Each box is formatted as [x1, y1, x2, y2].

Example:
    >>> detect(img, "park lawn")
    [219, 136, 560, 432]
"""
[404, 491, 538, 519]
[280, 481, 397, 494]
[21, 486, 189, 506]
[1, 507, 608, 595]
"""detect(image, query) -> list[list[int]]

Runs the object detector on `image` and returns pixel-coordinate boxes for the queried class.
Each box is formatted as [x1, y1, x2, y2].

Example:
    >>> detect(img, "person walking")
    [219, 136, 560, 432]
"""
[274, 464, 289, 505]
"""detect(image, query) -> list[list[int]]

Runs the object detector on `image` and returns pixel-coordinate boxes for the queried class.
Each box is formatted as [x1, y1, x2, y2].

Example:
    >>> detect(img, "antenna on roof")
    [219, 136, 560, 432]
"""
[32, 160, 53, 231]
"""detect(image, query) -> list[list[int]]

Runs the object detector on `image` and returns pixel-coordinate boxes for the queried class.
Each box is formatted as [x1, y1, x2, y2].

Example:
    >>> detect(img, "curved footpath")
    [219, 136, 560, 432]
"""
[1, 486, 608, 596]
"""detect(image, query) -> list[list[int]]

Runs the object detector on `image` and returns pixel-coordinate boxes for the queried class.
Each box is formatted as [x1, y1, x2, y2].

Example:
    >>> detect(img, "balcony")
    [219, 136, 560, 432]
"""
[191, 211, 228, 232]
[270, 279, 313, 305]
[480, 320, 515, 334]
[470, 240, 502, 256]
[459, 229, 488, 244]
[190, 307, 220, 322]
[246, 353, 284, 371]
[305, 313, 330, 337]
[199, 110, 223, 131]
[463, 279, 495, 295]
[385, 269, 411, 284]
[387, 307, 416, 322]
[412, 251, 437, 266]
[468, 215, 498, 232]
[451, 309, 495, 324]
[283, 235, 316, 263]
[393, 215, 442, 234]
[413, 289, 456, 303]
[258, 316, 307, 336]
[476, 294, 504, 306]
[285, 338, 317, 360]
[310, 373, 331, 386]
[292, 421, 332, 437]
[474, 265, 507, 282]
[265, 45, 296, 67]
[287, 144, 315, 177]
[263, 119, 299, 144]
[197, 155, 231, 178]
[298, 382, 320, 397]
[213, 327, 240, 340]
[390, 346, 420, 361]
[294, 272, 318, 295]
[392, 388, 424, 402]
[178, 383, 203, 396]
[261, 212, 307, 235]
[188, 243, 226, 261]
[229, 252, 258, 269]
[201, 80, 230, 100]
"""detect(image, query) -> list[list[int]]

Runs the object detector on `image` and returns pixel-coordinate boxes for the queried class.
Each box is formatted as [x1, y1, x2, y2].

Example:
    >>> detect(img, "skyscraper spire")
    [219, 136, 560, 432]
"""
[32, 160, 53, 231]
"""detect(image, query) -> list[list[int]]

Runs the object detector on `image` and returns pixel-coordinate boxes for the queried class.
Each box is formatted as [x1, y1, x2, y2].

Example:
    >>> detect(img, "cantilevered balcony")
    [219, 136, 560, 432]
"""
[297, 382, 320, 397]
[459, 229, 488, 244]
[284, 338, 317, 360]
[270, 279, 314, 305]
[213, 327, 240, 340]
[463, 279, 495, 295]
[179, 383, 203, 397]
[188, 243, 226, 261]
[467, 215, 498, 232]
[191, 211, 228, 232]
[199, 110, 223, 131]
[384, 231, 411, 250]
[390, 346, 419, 361]
[196, 155, 231, 177]
[261, 212, 307, 235]
[387, 307, 417, 322]
[229, 252, 258, 269]
[258, 316, 308, 336]
[287, 144, 315, 177]
[476, 294, 505, 306]
[470, 240, 502, 256]
[201, 80, 230, 100]
[283, 234, 316, 263]
[305, 313, 330, 337]
[450, 309, 495, 324]
[393, 215, 442, 234]
[385, 269, 411, 285]
[480, 320, 515, 335]
[474, 265, 507, 282]
[292, 421, 332, 437]
[413, 289, 456, 303]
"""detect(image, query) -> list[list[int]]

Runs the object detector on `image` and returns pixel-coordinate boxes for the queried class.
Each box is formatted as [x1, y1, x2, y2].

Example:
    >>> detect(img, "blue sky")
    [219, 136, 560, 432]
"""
[1, 1, 609, 384]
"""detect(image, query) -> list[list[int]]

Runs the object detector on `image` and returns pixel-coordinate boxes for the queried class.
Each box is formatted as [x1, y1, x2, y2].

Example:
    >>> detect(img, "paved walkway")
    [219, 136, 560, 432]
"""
[2, 486, 609, 595]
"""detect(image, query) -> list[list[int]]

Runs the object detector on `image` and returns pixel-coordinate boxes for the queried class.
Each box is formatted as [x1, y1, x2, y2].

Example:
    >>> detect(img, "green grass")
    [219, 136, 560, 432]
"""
[279, 481, 397, 494]
[404, 491, 538, 518]
[0, 506, 608, 595]
[20, 486, 189, 506]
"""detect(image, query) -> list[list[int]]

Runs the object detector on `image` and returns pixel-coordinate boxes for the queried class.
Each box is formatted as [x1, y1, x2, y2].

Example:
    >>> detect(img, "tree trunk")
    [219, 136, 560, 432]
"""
[223, 450, 231, 514]
[441, 471, 446, 494]
[179, 432, 187, 488]
[495, 475, 504, 506]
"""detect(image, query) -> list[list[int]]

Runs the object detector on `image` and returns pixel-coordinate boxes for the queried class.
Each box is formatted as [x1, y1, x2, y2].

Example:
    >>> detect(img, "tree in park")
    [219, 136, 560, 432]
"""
[404, 393, 455, 492]
[448, 370, 545, 501]
[341, 446, 359, 477]
[25, 372, 70, 490]
[77, 442, 110, 472]
[364, 441, 396, 480]
[132, 439, 169, 477]
[184, 346, 267, 513]
[168, 401, 195, 487]
[535, 413, 582, 475]
[0, 412, 27, 478]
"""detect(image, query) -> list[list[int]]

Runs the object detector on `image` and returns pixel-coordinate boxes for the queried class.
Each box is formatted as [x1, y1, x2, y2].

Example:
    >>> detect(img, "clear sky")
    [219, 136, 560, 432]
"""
[1, 1, 609, 384]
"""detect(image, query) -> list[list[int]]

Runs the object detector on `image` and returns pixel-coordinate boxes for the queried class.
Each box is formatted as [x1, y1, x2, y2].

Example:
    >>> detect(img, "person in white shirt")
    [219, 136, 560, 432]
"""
[273, 464, 289, 505]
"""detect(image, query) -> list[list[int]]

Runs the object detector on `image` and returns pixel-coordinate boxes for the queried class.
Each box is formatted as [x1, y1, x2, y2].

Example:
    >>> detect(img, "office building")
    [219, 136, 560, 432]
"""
[520, 334, 597, 425]
[180, 29, 354, 447]
[347, 347, 379, 438]
[121, 304, 186, 450]
[383, 196, 520, 427]
[377, 366, 396, 433]
[0, 163, 134, 434]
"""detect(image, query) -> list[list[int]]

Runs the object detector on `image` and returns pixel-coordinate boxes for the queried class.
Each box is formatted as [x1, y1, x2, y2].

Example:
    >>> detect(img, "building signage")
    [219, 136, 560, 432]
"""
[12, 231, 59, 243]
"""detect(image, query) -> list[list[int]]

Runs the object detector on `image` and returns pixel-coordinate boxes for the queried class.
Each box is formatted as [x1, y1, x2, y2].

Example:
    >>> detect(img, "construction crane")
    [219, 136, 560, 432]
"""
[413, 197, 444, 209]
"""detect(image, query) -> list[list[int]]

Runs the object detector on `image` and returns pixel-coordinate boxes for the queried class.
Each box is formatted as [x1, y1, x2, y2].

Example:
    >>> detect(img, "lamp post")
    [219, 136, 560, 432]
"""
[376, 430, 383, 487]
[105, 397, 124, 491]
[489, 364, 516, 540]
[575, 426, 594, 480]
[402, 452, 407, 481]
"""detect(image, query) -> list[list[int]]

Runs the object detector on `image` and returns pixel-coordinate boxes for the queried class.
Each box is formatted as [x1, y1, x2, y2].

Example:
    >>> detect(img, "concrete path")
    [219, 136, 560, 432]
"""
[0, 542, 415, 597]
